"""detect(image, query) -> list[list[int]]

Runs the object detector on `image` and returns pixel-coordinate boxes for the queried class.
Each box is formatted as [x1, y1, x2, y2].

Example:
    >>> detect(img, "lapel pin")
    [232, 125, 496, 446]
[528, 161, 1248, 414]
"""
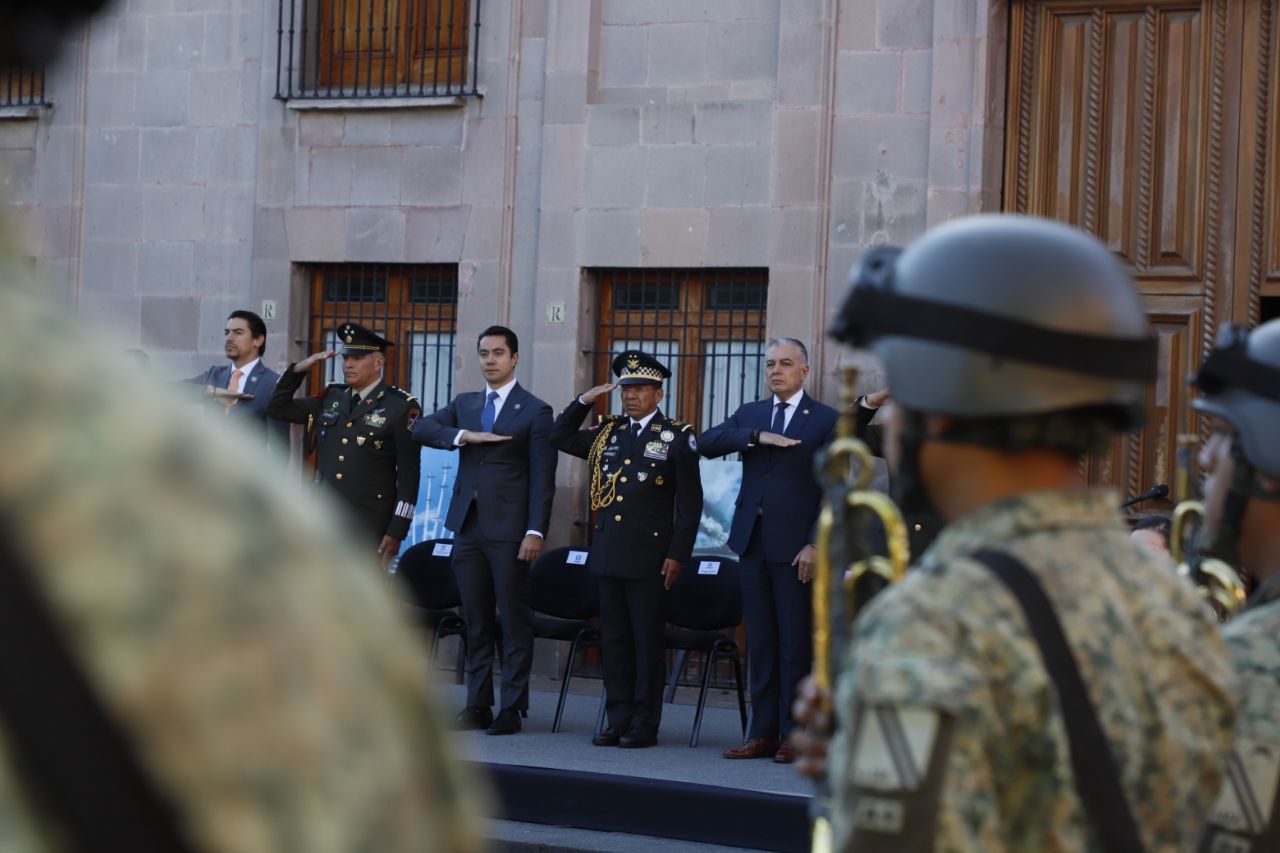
[514, 403, 522, 411]
[803, 409, 810, 415]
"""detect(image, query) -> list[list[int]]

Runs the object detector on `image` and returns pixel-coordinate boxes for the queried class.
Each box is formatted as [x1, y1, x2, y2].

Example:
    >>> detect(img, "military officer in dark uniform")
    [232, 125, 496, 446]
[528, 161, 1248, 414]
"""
[267, 322, 422, 568]
[550, 351, 703, 748]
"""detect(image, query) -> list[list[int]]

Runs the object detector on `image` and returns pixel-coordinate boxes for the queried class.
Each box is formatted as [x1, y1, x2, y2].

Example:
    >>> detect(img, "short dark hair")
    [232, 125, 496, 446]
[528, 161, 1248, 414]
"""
[228, 310, 267, 358]
[1133, 514, 1172, 542]
[478, 325, 518, 354]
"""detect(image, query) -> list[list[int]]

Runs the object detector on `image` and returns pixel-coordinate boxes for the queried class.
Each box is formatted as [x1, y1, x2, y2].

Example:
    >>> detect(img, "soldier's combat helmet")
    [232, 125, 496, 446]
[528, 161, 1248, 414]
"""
[1193, 319, 1280, 480]
[830, 215, 1157, 430]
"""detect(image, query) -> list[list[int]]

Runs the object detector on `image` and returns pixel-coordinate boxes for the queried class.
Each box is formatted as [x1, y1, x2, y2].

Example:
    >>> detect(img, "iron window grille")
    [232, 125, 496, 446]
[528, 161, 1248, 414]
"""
[275, 0, 481, 100]
[304, 263, 458, 414]
[588, 268, 770, 431]
[0, 67, 46, 107]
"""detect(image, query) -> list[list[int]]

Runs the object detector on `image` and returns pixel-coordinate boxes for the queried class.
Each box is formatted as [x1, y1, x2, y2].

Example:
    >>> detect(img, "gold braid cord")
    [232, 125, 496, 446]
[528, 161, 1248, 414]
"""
[587, 419, 624, 510]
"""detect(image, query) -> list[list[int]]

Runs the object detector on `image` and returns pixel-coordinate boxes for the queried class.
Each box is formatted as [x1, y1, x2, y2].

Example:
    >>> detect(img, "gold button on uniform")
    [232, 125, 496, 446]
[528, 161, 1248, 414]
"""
[620, 476, 628, 483]
[342, 438, 349, 445]
[377, 494, 383, 500]
[346, 422, 352, 427]
[338, 455, 345, 462]
[616, 496, 624, 502]
[335, 473, 343, 481]
[614, 514, 622, 522]
[913, 523, 923, 532]
[624, 459, 632, 465]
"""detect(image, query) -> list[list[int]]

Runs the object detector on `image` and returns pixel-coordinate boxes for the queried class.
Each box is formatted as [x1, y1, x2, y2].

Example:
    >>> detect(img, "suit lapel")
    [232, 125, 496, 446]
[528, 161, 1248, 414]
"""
[244, 362, 266, 396]
[492, 383, 525, 434]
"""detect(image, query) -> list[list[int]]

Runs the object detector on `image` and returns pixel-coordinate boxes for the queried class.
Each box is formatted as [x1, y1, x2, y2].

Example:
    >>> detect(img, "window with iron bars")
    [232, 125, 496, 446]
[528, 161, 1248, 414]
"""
[304, 263, 458, 415]
[0, 67, 45, 107]
[588, 268, 769, 433]
[275, 0, 480, 99]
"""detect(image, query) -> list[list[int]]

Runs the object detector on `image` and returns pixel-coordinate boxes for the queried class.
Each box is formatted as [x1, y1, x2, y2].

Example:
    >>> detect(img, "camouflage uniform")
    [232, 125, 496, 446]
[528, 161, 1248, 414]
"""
[0, 271, 482, 851]
[1202, 577, 1280, 850]
[828, 488, 1236, 852]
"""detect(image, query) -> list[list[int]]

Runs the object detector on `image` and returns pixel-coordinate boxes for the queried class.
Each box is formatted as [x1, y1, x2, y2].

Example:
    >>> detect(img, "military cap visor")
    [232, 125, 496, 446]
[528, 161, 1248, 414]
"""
[336, 322, 394, 356]
[612, 350, 670, 386]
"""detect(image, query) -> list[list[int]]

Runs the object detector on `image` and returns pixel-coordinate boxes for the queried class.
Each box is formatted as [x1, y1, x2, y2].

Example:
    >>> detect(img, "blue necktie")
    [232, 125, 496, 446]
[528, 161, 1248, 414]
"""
[771, 401, 789, 435]
[481, 390, 499, 432]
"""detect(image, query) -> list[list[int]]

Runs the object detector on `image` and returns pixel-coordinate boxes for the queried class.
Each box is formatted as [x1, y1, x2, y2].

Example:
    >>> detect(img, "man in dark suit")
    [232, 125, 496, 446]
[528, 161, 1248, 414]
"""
[266, 322, 421, 568]
[699, 338, 838, 763]
[551, 351, 703, 749]
[412, 325, 557, 736]
[183, 310, 288, 452]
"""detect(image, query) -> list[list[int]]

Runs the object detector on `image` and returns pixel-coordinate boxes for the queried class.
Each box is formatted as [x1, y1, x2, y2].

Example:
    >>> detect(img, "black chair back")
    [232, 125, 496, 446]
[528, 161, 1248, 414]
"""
[530, 547, 599, 620]
[663, 556, 742, 631]
[393, 539, 460, 610]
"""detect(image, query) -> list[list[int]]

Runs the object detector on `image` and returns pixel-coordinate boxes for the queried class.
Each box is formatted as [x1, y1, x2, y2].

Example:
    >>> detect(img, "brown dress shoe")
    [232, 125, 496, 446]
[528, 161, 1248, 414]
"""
[723, 738, 779, 759]
[773, 740, 798, 764]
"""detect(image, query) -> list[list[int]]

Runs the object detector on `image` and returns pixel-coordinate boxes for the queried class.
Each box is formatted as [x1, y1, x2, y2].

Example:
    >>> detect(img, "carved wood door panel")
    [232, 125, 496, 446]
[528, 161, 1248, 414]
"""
[1004, 0, 1271, 503]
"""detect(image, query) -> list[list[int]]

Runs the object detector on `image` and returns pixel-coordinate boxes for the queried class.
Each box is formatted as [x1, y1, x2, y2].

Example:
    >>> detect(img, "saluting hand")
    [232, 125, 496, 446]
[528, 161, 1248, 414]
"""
[863, 388, 891, 409]
[790, 676, 833, 781]
[759, 431, 801, 447]
[579, 383, 617, 404]
[459, 431, 512, 444]
[662, 558, 682, 590]
[294, 350, 337, 372]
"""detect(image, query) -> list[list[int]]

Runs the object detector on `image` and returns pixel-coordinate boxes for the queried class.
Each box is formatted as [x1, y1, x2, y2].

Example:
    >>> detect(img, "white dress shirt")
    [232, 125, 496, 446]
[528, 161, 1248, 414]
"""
[227, 358, 259, 393]
[771, 388, 805, 433]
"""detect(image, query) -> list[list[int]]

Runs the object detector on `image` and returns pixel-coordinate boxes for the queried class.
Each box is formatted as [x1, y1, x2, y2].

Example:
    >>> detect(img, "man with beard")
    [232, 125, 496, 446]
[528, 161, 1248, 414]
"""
[183, 310, 288, 453]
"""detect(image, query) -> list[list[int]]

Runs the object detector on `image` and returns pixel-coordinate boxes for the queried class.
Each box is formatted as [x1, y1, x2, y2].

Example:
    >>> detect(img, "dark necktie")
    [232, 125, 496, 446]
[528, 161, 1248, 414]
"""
[481, 390, 499, 432]
[350, 389, 360, 409]
[772, 401, 789, 435]
[633, 421, 643, 443]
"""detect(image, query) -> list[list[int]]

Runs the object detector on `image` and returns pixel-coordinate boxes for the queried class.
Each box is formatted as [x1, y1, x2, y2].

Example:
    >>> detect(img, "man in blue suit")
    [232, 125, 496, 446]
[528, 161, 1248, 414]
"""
[183, 310, 288, 454]
[699, 337, 838, 763]
[412, 325, 557, 736]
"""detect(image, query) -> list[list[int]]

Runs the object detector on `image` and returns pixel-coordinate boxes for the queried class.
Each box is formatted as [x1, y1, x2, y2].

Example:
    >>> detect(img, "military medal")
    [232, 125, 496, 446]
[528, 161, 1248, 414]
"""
[655, 476, 664, 485]
[356, 436, 367, 446]
[374, 441, 383, 450]
[660, 429, 674, 442]
[637, 472, 648, 482]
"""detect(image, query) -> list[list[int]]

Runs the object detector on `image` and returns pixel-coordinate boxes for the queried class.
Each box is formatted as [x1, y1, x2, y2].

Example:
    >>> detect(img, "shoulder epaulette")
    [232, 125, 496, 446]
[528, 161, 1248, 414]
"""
[385, 385, 416, 402]
[674, 421, 693, 432]
[325, 381, 347, 392]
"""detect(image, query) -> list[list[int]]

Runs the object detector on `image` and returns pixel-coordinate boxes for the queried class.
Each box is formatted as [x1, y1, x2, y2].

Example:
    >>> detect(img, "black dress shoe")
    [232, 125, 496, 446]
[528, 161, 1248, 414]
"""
[619, 728, 657, 749]
[454, 706, 493, 730]
[486, 709, 522, 736]
[591, 726, 623, 747]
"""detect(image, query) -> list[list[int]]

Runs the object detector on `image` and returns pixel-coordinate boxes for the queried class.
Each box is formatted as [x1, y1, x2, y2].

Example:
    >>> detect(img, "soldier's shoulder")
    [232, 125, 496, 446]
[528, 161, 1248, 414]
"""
[384, 385, 420, 407]
[323, 381, 347, 397]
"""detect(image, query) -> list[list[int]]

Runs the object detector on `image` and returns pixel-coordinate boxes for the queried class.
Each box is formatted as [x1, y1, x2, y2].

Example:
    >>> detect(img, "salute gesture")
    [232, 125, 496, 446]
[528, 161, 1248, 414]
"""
[579, 382, 617, 404]
[292, 349, 337, 372]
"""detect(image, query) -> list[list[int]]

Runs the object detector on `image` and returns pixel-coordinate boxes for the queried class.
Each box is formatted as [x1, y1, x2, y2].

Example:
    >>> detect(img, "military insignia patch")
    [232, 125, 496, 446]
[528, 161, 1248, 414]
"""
[356, 436, 367, 446]
[655, 476, 664, 485]
[365, 413, 387, 428]
[643, 440, 669, 461]
[374, 441, 383, 450]
[406, 411, 418, 430]
[660, 429, 674, 442]
[637, 472, 647, 482]
[627, 355, 640, 370]
[610, 435, 618, 444]
[688, 434, 698, 451]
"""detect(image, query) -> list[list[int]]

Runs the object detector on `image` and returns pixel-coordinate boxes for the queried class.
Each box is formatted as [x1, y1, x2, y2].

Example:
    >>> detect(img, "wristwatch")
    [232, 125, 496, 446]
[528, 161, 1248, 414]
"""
[749, 428, 761, 446]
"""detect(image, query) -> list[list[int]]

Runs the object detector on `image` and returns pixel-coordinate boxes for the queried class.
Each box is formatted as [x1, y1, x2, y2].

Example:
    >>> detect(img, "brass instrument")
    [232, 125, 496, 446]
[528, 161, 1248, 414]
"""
[810, 366, 911, 852]
[1169, 433, 1247, 621]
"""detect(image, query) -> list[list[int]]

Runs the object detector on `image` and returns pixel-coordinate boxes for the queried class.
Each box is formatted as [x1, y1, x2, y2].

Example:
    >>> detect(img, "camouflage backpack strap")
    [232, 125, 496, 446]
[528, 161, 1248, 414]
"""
[0, 521, 195, 852]
[972, 550, 1145, 853]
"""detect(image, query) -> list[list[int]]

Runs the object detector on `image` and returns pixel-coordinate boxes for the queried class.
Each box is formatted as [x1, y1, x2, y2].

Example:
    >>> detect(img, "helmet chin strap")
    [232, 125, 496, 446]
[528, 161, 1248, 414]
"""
[1200, 438, 1280, 574]
[890, 408, 945, 523]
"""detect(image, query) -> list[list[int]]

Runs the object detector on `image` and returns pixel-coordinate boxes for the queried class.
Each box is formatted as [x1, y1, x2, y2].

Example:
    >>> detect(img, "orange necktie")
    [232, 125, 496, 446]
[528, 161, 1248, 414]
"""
[226, 369, 244, 415]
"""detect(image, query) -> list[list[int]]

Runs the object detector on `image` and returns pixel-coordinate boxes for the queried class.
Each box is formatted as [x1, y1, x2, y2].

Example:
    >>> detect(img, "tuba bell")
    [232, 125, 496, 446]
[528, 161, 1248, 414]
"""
[809, 366, 910, 852]
[1169, 433, 1247, 621]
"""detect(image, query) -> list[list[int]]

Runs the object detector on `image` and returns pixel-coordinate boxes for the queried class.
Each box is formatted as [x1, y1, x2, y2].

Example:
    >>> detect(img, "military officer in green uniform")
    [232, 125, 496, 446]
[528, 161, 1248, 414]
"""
[1193, 319, 1280, 852]
[267, 322, 422, 567]
[551, 351, 703, 748]
[795, 216, 1234, 850]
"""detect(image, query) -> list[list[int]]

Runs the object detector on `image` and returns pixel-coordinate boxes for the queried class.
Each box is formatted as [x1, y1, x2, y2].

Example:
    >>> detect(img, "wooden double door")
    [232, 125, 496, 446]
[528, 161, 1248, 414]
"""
[1006, 0, 1280, 503]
